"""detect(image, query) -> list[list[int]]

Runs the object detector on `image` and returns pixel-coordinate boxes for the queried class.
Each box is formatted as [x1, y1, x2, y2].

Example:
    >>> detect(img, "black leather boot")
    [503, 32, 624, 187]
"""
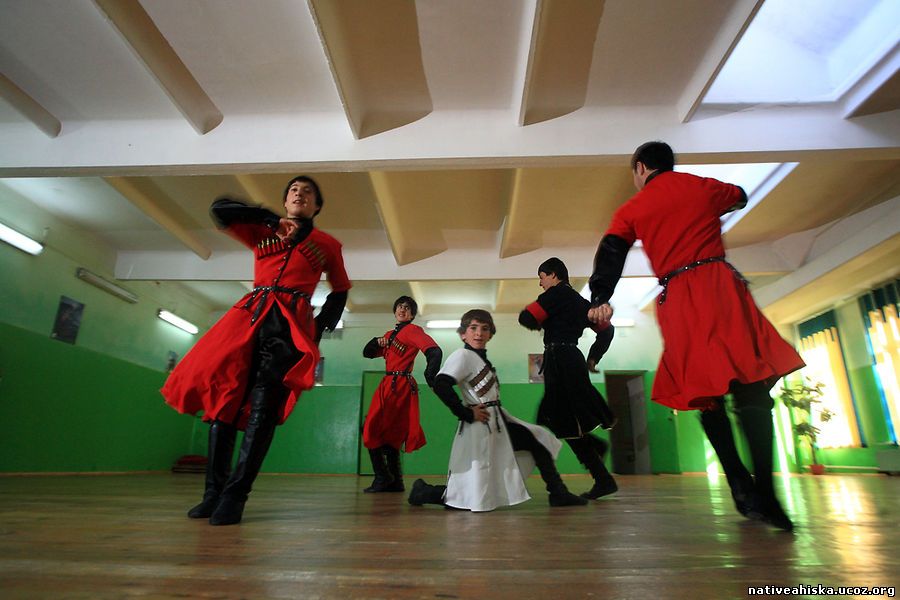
[383, 446, 405, 492]
[737, 402, 794, 532]
[408, 479, 447, 506]
[210, 387, 279, 526]
[570, 435, 618, 500]
[700, 405, 763, 520]
[530, 439, 587, 506]
[363, 447, 395, 493]
[188, 420, 236, 519]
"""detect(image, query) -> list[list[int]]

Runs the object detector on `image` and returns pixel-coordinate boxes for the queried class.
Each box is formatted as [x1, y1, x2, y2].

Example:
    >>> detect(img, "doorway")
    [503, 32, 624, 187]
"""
[604, 372, 652, 475]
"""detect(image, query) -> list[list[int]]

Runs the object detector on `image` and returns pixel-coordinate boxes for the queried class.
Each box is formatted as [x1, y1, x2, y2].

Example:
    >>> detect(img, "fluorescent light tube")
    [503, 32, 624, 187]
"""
[157, 309, 199, 334]
[0, 222, 43, 255]
[76, 268, 138, 303]
[426, 320, 460, 329]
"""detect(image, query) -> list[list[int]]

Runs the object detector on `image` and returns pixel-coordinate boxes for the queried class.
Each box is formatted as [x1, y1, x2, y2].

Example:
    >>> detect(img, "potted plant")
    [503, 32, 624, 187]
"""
[780, 379, 833, 475]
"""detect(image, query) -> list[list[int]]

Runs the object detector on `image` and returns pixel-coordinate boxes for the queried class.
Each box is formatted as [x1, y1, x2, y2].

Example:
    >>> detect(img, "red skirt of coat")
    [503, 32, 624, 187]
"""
[362, 375, 426, 452]
[652, 264, 805, 411]
[161, 295, 318, 430]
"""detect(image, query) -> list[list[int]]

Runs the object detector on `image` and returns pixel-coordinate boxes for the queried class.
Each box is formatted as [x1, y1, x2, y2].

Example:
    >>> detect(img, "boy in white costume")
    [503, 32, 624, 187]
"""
[408, 309, 587, 511]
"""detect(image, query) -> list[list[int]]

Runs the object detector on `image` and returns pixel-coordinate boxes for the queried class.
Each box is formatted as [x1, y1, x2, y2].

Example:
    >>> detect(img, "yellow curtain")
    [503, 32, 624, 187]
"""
[799, 327, 861, 448]
[867, 305, 900, 437]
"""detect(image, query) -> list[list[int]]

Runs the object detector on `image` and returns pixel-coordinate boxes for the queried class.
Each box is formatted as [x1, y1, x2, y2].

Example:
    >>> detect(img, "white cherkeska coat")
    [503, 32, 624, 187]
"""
[439, 348, 562, 512]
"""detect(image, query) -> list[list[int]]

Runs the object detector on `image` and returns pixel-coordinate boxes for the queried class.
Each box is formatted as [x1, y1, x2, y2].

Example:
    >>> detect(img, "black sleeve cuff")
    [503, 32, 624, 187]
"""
[363, 337, 381, 358]
[724, 187, 748, 214]
[433, 374, 473, 422]
[518, 309, 540, 331]
[210, 198, 280, 229]
[423, 346, 443, 387]
[315, 291, 348, 338]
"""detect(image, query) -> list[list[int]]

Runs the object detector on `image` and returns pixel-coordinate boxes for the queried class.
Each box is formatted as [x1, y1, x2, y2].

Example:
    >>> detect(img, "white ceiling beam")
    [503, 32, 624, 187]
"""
[499, 169, 538, 258]
[676, 0, 763, 123]
[511, 0, 539, 126]
[2, 103, 899, 176]
[233, 174, 282, 213]
[518, 0, 604, 126]
[105, 177, 211, 260]
[93, 0, 223, 135]
[842, 42, 900, 119]
[801, 194, 900, 266]
[367, 171, 447, 265]
[114, 238, 793, 283]
[755, 196, 900, 317]
[0, 72, 61, 138]
[408, 281, 428, 316]
[721, 162, 799, 234]
[307, 0, 432, 139]
[760, 234, 899, 326]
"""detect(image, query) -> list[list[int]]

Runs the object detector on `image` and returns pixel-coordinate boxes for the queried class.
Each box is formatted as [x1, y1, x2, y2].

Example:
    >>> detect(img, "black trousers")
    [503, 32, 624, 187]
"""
[701, 379, 777, 500]
[505, 420, 547, 456]
[212, 308, 300, 501]
[236, 306, 301, 422]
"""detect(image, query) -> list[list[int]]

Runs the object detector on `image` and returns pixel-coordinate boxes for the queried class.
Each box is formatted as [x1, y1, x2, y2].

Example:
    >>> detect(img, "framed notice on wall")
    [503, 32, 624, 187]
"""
[50, 296, 84, 345]
[528, 353, 544, 383]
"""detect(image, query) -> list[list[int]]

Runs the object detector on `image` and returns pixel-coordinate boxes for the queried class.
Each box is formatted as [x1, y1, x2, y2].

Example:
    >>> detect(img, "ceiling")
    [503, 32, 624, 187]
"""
[1, 0, 898, 325]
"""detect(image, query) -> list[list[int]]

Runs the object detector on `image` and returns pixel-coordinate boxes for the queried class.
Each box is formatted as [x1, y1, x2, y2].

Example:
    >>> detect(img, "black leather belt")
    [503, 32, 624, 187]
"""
[464, 400, 503, 433]
[657, 256, 747, 304]
[242, 286, 311, 324]
[385, 370, 417, 392]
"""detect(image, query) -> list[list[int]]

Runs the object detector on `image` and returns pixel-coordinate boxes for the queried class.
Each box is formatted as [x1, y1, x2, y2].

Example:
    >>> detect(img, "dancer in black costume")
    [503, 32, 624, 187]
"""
[519, 257, 617, 500]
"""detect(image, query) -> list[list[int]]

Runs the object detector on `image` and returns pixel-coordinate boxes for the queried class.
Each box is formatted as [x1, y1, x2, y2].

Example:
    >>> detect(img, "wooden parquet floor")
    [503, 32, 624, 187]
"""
[0, 473, 897, 599]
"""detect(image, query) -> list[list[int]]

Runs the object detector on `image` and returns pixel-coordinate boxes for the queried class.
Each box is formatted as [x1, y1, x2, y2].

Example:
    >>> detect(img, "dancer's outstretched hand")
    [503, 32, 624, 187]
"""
[587, 358, 599, 373]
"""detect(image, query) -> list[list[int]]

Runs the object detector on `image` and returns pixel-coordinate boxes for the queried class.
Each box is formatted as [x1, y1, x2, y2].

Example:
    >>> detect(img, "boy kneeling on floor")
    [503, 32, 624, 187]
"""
[408, 309, 587, 511]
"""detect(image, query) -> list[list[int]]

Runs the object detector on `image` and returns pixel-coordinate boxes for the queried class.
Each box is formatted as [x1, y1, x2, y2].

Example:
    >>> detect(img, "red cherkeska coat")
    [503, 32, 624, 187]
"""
[605, 171, 804, 411]
[162, 221, 351, 429]
[362, 323, 438, 452]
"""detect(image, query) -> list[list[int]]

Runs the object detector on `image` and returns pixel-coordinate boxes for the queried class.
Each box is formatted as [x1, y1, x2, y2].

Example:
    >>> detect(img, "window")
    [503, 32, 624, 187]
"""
[859, 280, 900, 443]
[797, 311, 862, 448]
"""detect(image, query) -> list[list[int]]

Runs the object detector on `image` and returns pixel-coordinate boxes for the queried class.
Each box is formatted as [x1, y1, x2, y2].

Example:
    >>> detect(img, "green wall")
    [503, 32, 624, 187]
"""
[0, 311, 712, 476]
[0, 322, 195, 472]
[847, 365, 892, 445]
[262, 385, 362, 474]
[0, 191, 214, 473]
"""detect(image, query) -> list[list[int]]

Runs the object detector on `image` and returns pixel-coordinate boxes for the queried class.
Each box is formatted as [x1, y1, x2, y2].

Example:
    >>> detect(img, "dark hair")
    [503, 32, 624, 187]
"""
[538, 257, 569, 284]
[630, 141, 675, 173]
[393, 295, 418, 318]
[283, 175, 324, 216]
[457, 309, 496, 335]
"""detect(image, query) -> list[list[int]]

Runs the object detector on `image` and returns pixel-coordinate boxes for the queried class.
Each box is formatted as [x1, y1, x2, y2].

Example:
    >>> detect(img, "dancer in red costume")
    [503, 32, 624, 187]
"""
[361, 296, 441, 492]
[588, 142, 804, 531]
[163, 175, 350, 525]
